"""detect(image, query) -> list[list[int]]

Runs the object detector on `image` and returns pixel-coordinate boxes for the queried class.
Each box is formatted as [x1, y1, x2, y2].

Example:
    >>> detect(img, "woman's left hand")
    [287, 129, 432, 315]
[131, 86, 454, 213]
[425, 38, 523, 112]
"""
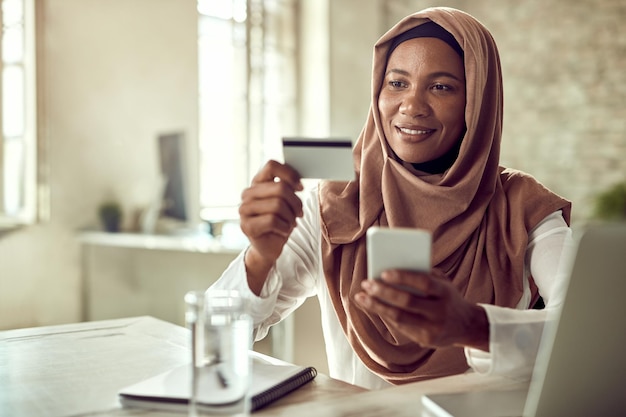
[354, 269, 490, 351]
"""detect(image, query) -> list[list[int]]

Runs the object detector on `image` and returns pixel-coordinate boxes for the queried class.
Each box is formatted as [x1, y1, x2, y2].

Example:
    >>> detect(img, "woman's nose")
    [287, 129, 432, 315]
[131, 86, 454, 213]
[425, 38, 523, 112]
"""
[400, 92, 431, 117]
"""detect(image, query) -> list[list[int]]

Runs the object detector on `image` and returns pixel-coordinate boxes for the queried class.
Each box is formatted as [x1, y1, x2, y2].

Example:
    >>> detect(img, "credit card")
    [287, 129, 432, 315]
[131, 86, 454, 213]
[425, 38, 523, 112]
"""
[282, 137, 354, 181]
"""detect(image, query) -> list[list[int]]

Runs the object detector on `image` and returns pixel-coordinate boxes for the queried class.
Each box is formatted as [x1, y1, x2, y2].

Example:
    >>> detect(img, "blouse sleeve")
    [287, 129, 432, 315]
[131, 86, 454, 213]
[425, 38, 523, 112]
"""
[209, 187, 321, 341]
[464, 211, 576, 378]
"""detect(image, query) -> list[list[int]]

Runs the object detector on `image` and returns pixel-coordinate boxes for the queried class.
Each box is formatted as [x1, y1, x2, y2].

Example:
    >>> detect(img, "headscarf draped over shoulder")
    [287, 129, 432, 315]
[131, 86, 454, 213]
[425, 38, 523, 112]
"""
[318, 7, 571, 384]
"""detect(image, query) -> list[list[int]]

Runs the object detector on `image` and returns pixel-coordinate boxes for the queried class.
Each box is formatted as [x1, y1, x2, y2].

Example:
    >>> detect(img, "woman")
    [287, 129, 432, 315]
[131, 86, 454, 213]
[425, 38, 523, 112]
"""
[210, 7, 573, 390]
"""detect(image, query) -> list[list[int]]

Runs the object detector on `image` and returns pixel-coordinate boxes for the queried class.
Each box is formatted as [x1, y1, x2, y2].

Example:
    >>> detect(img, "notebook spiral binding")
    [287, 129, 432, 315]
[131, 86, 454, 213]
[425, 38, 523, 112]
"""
[251, 366, 318, 411]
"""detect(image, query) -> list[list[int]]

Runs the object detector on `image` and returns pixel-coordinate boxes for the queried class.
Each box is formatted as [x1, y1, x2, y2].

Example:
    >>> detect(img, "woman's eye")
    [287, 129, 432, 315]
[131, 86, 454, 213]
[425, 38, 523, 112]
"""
[432, 83, 452, 92]
[388, 80, 405, 88]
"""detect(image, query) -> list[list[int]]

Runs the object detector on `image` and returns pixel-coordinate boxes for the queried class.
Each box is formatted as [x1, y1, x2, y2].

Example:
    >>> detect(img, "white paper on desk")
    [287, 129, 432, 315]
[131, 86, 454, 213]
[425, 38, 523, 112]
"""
[421, 389, 528, 417]
[118, 354, 317, 412]
[282, 137, 354, 181]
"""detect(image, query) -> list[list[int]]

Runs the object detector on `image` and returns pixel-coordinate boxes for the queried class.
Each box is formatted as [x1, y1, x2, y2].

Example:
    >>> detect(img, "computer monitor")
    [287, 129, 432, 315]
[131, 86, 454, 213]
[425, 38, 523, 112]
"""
[157, 132, 188, 222]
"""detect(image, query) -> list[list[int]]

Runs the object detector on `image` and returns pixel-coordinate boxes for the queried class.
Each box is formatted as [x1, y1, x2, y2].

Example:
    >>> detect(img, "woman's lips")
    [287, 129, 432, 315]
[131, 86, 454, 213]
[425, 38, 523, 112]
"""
[395, 125, 436, 138]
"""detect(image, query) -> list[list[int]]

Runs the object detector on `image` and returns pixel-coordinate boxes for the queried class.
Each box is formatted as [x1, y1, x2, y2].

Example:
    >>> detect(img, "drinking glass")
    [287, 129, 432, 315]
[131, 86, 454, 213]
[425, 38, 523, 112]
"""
[185, 290, 252, 417]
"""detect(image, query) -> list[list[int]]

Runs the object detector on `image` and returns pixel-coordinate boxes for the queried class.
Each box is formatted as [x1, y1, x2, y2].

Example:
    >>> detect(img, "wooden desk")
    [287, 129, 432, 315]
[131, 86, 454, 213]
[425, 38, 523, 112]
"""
[0, 316, 364, 417]
[266, 371, 529, 417]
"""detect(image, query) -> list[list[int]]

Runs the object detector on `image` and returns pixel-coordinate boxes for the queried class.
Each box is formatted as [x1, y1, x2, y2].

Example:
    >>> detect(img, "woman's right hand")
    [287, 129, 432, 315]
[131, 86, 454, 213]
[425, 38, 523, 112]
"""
[239, 160, 303, 294]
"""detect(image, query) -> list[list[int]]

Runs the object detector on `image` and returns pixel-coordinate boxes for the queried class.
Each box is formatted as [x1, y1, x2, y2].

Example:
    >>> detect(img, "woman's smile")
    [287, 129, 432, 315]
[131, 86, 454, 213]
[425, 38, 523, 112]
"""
[395, 125, 436, 139]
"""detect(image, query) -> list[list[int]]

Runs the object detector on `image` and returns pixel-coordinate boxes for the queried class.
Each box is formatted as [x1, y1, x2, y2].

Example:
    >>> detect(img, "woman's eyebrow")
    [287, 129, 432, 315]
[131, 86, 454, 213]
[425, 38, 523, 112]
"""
[429, 71, 464, 82]
[385, 68, 464, 82]
[385, 68, 410, 77]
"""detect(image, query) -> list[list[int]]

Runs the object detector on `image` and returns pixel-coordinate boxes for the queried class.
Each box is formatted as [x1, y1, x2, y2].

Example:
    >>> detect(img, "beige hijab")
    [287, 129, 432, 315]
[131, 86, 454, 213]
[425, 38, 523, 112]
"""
[318, 7, 571, 384]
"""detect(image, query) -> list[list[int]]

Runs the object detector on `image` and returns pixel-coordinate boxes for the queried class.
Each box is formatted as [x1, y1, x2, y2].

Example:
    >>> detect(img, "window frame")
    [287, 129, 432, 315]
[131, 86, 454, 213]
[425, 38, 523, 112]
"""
[197, 0, 298, 223]
[0, 0, 42, 231]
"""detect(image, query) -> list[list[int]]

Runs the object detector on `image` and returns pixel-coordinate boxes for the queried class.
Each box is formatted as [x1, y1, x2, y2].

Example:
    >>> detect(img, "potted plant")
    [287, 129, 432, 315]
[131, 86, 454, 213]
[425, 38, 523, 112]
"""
[592, 181, 626, 221]
[98, 201, 123, 232]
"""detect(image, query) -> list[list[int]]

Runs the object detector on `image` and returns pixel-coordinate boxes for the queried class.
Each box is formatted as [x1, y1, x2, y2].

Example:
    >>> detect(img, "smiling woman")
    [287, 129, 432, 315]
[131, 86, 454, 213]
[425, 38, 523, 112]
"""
[208, 7, 574, 390]
[0, 0, 43, 231]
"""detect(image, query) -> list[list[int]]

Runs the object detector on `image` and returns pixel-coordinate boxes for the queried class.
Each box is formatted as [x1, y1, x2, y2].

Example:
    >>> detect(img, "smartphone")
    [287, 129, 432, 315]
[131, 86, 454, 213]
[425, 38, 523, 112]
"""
[366, 226, 431, 295]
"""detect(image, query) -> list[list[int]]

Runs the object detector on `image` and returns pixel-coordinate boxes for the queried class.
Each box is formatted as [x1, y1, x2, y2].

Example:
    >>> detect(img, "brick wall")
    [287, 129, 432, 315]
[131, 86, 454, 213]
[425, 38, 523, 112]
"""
[383, 0, 626, 224]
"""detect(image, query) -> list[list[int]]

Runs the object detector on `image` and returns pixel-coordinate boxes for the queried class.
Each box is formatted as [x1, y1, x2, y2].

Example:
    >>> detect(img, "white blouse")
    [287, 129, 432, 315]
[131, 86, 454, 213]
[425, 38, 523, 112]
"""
[210, 186, 574, 390]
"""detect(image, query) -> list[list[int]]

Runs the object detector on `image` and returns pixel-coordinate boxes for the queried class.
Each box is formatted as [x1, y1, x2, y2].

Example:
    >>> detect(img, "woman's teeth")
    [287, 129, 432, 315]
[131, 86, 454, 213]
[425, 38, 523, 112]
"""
[399, 127, 430, 135]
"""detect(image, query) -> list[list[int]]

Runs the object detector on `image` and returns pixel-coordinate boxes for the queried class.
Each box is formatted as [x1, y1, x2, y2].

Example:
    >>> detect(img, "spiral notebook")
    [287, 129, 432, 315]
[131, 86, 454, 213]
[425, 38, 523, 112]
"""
[119, 353, 317, 413]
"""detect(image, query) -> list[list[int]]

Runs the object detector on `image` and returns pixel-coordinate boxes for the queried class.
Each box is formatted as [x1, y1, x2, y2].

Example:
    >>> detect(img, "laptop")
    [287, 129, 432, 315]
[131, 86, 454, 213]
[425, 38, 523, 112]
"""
[422, 223, 626, 417]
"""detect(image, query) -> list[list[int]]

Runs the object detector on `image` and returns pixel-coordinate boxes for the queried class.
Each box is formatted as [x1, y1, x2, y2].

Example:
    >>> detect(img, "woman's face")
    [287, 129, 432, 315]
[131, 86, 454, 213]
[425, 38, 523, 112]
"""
[378, 37, 466, 164]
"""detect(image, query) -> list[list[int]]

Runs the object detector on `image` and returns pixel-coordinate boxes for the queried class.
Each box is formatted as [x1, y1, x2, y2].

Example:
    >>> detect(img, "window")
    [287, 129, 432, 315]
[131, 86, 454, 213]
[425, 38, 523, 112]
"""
[0, 0, 38, 229]
[197, 0, 298, 221]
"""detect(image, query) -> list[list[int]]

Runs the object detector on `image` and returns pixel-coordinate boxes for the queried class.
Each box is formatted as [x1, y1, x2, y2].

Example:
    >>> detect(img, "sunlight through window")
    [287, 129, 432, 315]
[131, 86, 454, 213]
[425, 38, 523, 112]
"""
[197, 0, 297, 222]
[1, 0, 37, 224]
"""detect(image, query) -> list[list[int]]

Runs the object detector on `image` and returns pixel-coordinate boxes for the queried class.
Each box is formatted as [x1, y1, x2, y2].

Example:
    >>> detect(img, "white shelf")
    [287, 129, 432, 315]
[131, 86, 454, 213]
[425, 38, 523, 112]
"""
[79, 231, 245, 254]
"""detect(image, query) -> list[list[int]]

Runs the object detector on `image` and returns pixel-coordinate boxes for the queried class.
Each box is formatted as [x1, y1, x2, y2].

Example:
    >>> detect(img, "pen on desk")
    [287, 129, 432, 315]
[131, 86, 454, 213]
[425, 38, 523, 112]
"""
[216, 368, 229, 388]
[208, 349, 229, 388]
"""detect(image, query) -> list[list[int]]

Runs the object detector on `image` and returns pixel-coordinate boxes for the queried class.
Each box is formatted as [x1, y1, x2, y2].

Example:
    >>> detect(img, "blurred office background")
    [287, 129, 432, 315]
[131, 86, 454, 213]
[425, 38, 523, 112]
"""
[0, 0, 624, 374]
